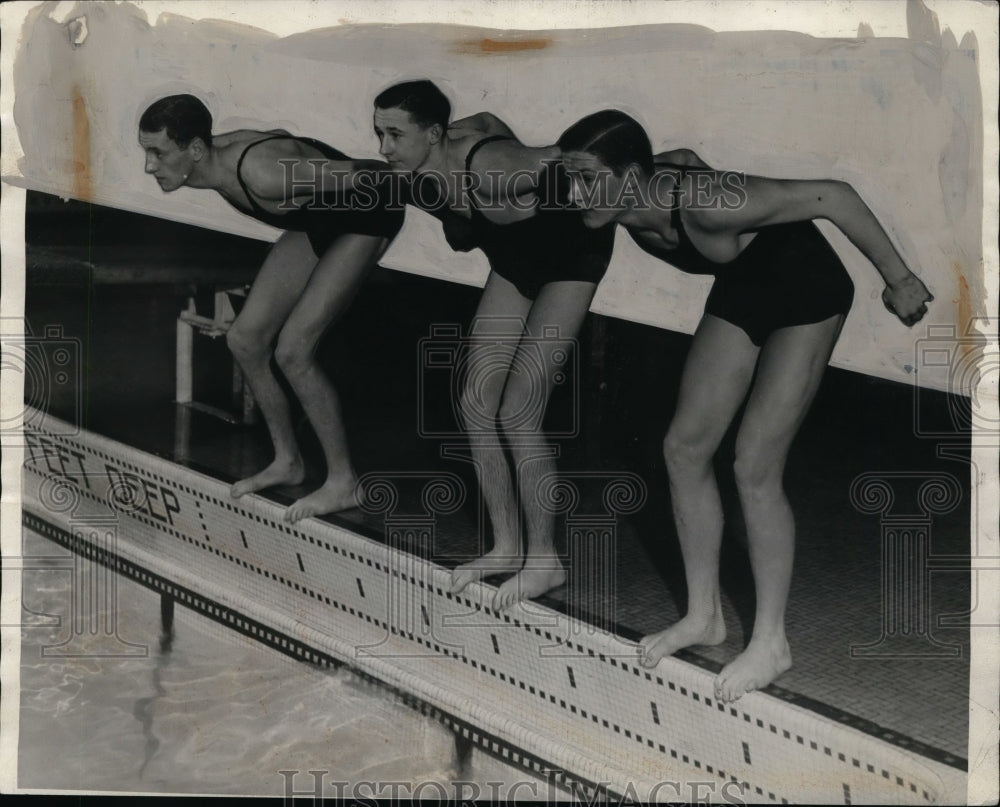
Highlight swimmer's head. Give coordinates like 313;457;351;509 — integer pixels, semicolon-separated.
373;80;451;172
558;110;654;228
138;94;213;191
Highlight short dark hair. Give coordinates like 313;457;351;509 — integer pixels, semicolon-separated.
558;109;654;176
374;80;451;130
139;94;213;148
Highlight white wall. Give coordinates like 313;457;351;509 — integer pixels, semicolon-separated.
5;1;989;392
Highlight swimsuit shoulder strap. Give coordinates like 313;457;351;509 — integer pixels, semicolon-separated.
653;162;689;234
235;135;289;211
463;135;514;213
464;134;513;173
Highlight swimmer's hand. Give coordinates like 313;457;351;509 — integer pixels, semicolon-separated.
882;274;932;326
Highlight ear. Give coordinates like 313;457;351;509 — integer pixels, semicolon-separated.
188;137;207;160
625;161;645;180
618;161;647;189
426;124;443;145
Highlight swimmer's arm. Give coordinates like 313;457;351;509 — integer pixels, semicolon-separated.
654;148;712;169
694;177;932;324
451;112;517;139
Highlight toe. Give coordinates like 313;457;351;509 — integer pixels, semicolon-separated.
643;639;666;667
496;586;515;610
726;679;747;703
449;572;467;595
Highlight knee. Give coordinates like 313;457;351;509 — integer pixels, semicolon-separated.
273;333;312;378
226;324;268;365
496;385;540;436
662;428;714;476
733;443;782;501
458;383;501;432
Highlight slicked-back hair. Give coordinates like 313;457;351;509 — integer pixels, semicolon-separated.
374;80;451;130
139;94;213;148
558;109;654;177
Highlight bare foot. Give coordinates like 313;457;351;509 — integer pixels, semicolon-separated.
449;549;523;595
285;476;361;523
714;634;792;702
638;609;726;668
231;457;305;499
492;556;567;610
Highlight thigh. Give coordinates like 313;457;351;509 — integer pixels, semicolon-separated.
460;272;535;411
736;314;845;461
469;271;534;336
234;230;319;341
501;280;597;409
278;233;386;348
668;314;761;450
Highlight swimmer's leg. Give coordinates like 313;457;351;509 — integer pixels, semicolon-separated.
450;273;533;594
639;315;757;666
279;233;387;523
228;231;320;498
493;280;596;610
715;314;843;702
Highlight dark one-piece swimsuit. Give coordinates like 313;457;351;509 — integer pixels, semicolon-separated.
229;135;404;256
409;134;616;300
631;162;854;346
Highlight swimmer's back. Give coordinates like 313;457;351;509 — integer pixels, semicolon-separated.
220;132;404;251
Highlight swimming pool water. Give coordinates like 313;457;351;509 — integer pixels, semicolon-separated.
16;528;560;799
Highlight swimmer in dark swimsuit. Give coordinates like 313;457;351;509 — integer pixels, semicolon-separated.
558;110;932;701
139;94;403;522
371;81;615;608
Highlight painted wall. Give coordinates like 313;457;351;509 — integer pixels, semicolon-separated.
7;2;986;391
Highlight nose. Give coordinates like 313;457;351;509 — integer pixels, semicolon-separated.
144;155;157;174
378;137;393;157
